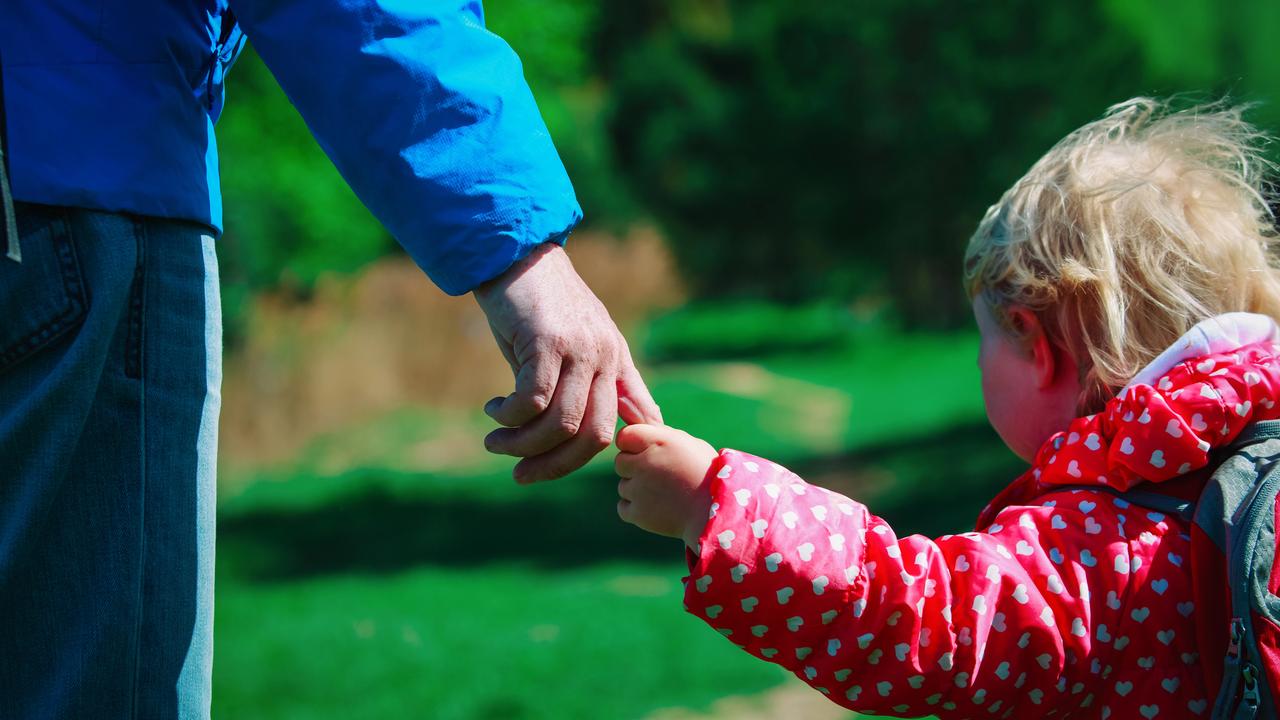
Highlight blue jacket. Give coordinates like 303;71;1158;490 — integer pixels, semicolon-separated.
2;1;582;295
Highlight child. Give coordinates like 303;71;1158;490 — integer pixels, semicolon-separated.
614;98;1280;718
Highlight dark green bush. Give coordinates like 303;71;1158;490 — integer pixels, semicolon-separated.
604;0;1146;327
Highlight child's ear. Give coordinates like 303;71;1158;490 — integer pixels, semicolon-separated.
1005;307;1058;391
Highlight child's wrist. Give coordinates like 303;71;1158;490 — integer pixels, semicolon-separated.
681;451;720;549
682;491;712;549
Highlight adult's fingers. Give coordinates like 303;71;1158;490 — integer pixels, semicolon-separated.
486;360;592;458
616;345;663;426
511;370;617;483
485;349;563;428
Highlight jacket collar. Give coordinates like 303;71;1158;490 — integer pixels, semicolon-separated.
978;313;1280;527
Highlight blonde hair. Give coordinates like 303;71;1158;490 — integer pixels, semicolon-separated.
966;97;1280;413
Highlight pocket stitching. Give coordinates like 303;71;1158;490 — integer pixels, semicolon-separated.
0;215;87;370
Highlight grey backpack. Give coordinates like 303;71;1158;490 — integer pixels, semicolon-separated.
1103;420;1280;719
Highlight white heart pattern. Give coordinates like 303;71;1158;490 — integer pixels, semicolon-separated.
812;576;829;595
1012;584;1030;604
765;552;783;572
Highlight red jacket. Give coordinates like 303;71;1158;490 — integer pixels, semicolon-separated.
684;333;1280;718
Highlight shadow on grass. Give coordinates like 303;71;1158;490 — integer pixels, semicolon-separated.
218;422;1025;583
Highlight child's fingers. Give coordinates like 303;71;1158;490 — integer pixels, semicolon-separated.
615;423;665;453
616;498;634;524
617;476;633;501
614;451;641;478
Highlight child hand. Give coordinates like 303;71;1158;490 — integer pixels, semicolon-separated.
614;424;719;548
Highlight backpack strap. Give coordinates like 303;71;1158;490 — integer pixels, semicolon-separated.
1084;421;1280;516
1192;420;1280;556
1042;421;1280;566
1060;421;1280;719
1049;483;1197;522
1230;419;1280;449
1108;487;1196;523
1211;423;1280;719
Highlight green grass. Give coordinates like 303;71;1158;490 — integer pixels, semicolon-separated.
215;563;788;720
214;324;1013;719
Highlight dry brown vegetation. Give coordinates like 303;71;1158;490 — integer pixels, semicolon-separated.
219;227;685;470
645;679;853;720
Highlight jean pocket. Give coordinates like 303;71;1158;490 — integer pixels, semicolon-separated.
0;206;87;374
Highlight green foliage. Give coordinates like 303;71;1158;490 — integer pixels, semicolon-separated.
485;0;642;226
604;0;1148;326
216;0;1280;332
215;46;395;345
1103;0;1280;130
218;47;394;290
641;300;861;362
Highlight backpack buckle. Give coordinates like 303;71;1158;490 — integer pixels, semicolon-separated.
1229;617;1245;659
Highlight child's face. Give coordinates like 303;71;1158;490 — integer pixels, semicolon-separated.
973;298;1082;462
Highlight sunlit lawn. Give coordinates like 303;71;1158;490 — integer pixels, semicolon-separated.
213;326;1018;719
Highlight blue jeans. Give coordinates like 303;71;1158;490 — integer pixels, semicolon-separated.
0;204;220;719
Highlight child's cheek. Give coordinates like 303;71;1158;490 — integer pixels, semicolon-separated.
980;340;1040;462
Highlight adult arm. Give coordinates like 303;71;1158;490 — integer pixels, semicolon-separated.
228;0;661;479
227;0;578;295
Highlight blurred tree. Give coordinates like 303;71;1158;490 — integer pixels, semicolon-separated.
217;46;395;343
215;0;1280;335
485;0;642;225
605;0;1148;327
1104;0;1280;131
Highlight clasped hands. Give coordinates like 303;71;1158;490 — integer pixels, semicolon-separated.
472;243;715;546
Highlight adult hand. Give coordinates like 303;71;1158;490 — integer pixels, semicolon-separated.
473;243;663;483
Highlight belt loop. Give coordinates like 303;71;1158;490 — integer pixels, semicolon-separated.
0;48;18;264
1;153;17;264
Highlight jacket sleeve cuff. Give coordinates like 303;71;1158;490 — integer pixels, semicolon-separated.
682;450;785;647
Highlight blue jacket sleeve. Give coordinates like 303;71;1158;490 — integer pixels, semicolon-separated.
226;0;582;295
